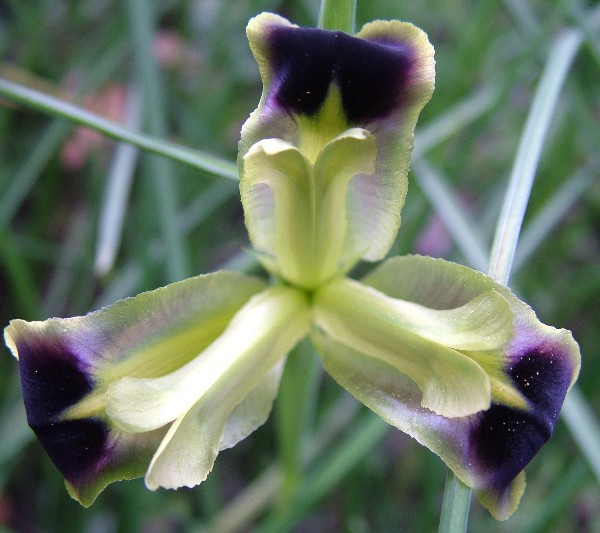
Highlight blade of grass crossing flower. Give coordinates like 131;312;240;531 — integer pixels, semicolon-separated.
317;0;356;33
0;78;239;180
487;29;583;286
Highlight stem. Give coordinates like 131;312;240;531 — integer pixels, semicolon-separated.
438;471;472;533
318;0;357;33
275;340;321;509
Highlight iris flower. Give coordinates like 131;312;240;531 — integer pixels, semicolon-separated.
4;12;580;520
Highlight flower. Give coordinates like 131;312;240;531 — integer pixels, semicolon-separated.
4;12;580;520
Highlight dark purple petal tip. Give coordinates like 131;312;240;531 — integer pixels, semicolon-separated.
471;340;575;494
15;334;110;484
266;26;414;124
35;418;110;483
16;335;93;423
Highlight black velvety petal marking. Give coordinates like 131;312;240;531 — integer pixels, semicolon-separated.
16;335;110;484
267;26;414;123
470;337;575;494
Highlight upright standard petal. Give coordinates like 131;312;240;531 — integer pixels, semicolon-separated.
239;13;435;280
3;271;267;505
317;255;580;519
106;286;311;490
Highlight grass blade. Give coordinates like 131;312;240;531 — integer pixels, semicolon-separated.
94;85;141;276
487;29;583;285
0;77;238;181
318;0;356;33
561;386;600;485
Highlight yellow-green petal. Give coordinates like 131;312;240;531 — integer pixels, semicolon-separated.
313;277;507;417
3;270;267;504
111;286;312;490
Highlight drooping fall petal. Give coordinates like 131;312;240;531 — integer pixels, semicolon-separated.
315;255;580;519
3;271;267;505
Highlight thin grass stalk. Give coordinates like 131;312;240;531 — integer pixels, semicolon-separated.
560;387;600;485
0;42;126;230
257;413;389;533
413;86;499;159
199;396;361;533
487;29;582;286
94;84;142;276
512;167;596;272
0;78;239;180
412;159;488;272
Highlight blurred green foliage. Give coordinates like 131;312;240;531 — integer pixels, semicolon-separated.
0;0;599;531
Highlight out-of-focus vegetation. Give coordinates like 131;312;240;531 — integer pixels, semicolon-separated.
0;1;598;531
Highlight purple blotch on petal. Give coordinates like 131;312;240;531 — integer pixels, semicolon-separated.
267;26;414;123
471;342;574;493
17;336;93;423
16;336;110;483
34;419;109;483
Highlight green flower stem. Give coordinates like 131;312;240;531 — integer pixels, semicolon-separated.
258;412;389;533
268;0;358;514
0;77;239;181
318;0;356;33
438;471;472;533
275;339;321;509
